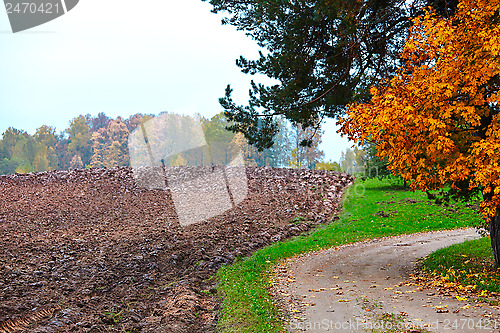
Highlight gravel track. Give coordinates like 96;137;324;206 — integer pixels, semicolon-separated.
273;229;500;333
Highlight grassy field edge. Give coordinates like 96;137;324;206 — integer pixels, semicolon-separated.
419;237;500;295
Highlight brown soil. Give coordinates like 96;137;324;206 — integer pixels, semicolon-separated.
0;166;353;333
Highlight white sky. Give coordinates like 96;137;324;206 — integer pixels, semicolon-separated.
0;0;353;162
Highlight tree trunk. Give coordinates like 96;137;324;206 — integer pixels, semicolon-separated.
490;214;500;267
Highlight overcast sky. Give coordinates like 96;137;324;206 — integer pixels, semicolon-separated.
0;0;353;162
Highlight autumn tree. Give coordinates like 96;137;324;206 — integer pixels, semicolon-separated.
90;118;130;168
86;112;111;132
90;130;107;168
229;132;255;166
339;147;366;175
124;113;154;133
340;148;356;174
316;160;341;172
69;154;84;169
202;112;236;165
33;125;59;171
0;128;36;174
128;112;213;168
67;115;92;167
54;132;72;170
0;113;159;174
106;119;130;167
339;0;500;264
0;125;59;174
0;126;60;174
170;153;188;166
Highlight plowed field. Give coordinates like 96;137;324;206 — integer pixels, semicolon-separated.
0;167;352;332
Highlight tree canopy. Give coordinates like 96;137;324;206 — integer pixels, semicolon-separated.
338;0;500;261
204;0;454;150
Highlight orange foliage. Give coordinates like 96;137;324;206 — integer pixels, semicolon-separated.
339;0;500;218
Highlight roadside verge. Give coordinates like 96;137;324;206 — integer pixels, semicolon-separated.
216;177;482;332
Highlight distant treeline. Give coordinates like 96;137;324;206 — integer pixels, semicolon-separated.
0;112;324;175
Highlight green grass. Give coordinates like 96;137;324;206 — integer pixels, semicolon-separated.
216;177;483;333
421;237;500;293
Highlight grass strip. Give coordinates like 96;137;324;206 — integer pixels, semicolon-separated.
216;177;483;333
421;237;500;294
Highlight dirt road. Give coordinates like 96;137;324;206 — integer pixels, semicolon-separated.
273;229;500;332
